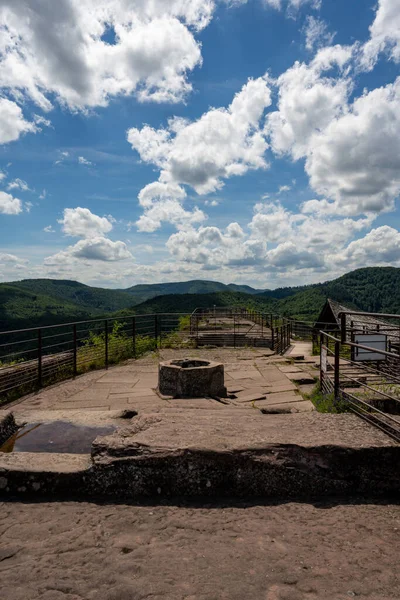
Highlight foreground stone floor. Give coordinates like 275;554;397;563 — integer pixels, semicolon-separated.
2;344;399;599
1;499;399;600
7;346;317;414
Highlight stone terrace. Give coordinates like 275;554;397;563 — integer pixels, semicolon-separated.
6;344;317;415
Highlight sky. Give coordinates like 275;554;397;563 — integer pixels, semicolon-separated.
0;0;400;290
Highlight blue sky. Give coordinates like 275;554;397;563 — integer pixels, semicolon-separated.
0;0;400;289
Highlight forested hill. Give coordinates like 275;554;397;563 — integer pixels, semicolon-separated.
125;267;400;321
122;279;262;304
0;279;135;332
116;291;272;316
0;267;399;331
319;267;400;314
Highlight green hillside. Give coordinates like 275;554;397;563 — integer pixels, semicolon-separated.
126;267;400;322
116;291;273;316
1;267;399;332
320;267;400;314
12;279;134;313
0;284;93;332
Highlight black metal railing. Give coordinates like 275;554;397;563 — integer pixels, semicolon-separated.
0;313;193;403
0;306;345;404
319;329;400;442
189;307;277;349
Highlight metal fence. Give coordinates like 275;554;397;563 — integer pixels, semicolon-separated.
319;326;400;442
0;313;192;402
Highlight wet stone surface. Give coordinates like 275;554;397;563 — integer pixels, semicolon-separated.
0;420;116;454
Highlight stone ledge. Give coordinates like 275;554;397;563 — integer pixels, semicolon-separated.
0;412;398;501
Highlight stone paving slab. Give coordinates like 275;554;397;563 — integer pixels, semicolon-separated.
256;399;314;413
254;391;302;405
278;365;303;373
233;393;266;403
227;369;263;380
258;369;292;383
263;382;298;393
287;372;317;384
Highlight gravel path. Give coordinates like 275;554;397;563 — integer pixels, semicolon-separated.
1;500;399;600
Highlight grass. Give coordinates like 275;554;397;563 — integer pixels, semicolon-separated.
307;383;350;413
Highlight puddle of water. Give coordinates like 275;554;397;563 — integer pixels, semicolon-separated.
0;421;116;454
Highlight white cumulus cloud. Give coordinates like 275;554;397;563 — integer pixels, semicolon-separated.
0;0;211;112
0;98;36;144
305;77;400;215
0;191;22;214
46;237;132;263
361;0;400;70
58;207;113;238
128;76;272;230
337;226;400;268
265;45;352;161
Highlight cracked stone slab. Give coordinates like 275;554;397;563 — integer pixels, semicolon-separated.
233;393;266;403
286;373;318;384
263;382;298;393
256;399;314;413
278;366;303;373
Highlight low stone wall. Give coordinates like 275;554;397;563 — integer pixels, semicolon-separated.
0;413;399;501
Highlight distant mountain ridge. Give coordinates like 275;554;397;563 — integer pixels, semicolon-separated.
121;279;263;303
1;267;399;331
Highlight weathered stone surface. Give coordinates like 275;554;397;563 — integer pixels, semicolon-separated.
256;400;314;413
233;392;266;403
158;359;227;398
287;372;317;384
2;501;399;600
278;365;303;373
263;383;298;393
0;412;399;500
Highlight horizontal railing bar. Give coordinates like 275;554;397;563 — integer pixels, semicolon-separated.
0;313;193;336
342;391;400;425
339;374;400;402
339;310;400;320
0;376;40;394
0;337;38;349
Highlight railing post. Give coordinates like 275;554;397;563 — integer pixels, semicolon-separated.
73;324;77;377
159;314;162;349
334;339;340;400
234;313;236;348
320;332;324;387
272;326;275;350
132;316;136;358
154;314;158;349
105;320;109;369
37;328;42;388
340;312;346;344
